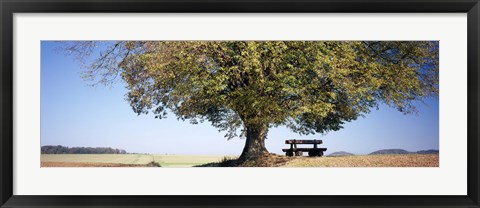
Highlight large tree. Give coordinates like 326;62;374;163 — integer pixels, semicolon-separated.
63;41;439;161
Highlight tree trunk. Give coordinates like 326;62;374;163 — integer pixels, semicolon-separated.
238;124;269;162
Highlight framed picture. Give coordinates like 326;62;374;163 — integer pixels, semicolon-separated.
1;0;479;207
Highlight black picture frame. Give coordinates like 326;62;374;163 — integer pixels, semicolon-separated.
1;0;479;207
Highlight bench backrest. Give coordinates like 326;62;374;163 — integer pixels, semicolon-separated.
285;140;322;144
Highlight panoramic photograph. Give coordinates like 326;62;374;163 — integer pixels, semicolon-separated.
41;41;439;167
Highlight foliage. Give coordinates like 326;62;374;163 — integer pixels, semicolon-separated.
62;41;439;158
41;145;127;154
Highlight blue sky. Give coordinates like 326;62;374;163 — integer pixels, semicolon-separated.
41;41;439;155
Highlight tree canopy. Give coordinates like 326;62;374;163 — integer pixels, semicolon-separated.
63;41;438;160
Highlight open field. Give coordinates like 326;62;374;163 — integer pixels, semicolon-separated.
41;154;226;167
152;155;229;167
41;154;154;165
41;154;438;167
284;154;439;167
41;162;152;167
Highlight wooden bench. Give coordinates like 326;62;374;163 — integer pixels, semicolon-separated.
282;139;327;157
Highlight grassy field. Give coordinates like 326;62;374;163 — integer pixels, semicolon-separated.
41;154;438;167
41;154;226;167
152;155;228;167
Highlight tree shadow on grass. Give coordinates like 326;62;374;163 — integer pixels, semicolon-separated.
194;153;293;167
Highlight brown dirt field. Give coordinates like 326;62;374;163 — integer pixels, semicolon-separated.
41;154;439;167
199;154;439;167
284;154;439;167
41;162;158;167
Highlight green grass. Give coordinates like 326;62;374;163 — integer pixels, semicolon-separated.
154;155;224;167
153;155;229;167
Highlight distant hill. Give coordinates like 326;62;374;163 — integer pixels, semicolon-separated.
369;149;439;155
327;151;355;157
416;149;439;154
369;149;409;155
41;145;127;154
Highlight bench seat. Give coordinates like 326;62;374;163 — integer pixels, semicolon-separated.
282;148;327;152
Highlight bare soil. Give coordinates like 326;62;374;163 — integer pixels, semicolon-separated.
41;154;439;167
41;162;160;167
284;154;439;167
199;154;439;167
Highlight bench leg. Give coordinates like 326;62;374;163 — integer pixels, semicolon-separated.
295;151;303;156
286;150;294;157
308;150;324;157
317;151;324;157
